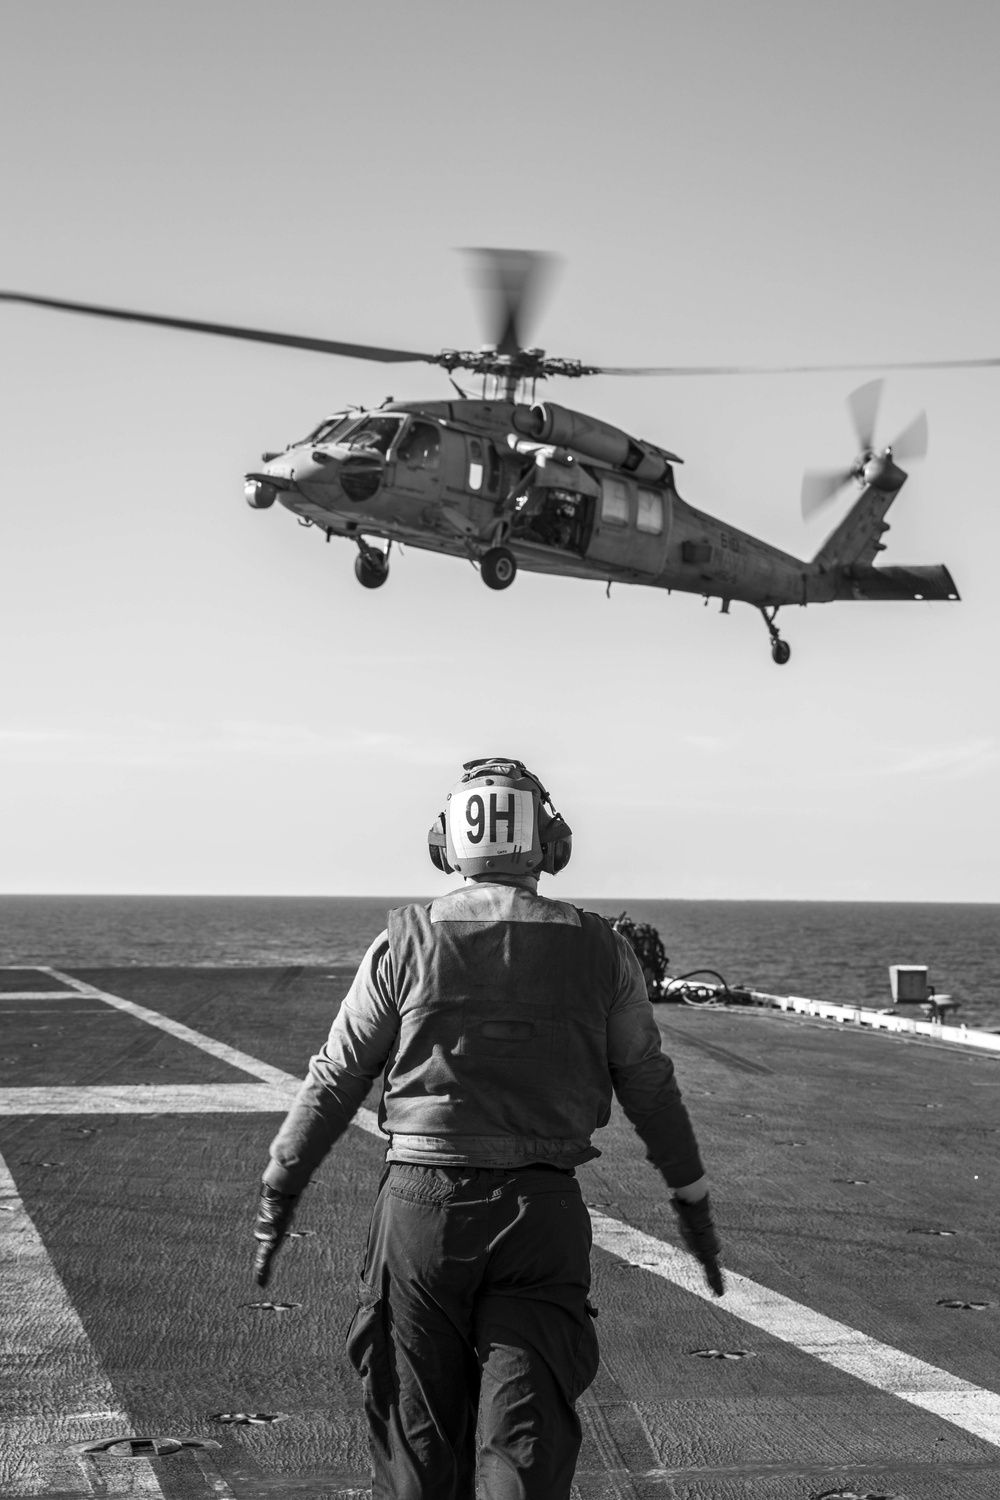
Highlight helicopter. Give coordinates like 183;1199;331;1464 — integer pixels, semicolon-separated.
2;250;969;664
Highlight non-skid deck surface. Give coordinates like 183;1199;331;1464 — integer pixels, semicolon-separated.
2;964;999;1498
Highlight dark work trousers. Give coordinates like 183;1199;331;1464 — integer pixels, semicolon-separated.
346;1162;600;1500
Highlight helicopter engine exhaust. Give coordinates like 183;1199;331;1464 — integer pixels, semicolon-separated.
513;402;674;482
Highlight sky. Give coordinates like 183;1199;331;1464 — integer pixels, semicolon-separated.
1;0;998;900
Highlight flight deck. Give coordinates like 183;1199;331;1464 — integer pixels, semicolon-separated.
2;964;999;1499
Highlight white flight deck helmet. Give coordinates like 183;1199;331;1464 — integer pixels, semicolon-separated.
428;757;573;879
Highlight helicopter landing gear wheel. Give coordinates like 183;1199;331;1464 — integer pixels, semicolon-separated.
759;606;791;665
354;539;389;589
480;546;517;590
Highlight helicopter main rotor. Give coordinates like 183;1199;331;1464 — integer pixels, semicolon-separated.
3;247;999;393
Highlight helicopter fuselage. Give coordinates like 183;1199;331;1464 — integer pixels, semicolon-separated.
250;398;814;609
0;269;964;662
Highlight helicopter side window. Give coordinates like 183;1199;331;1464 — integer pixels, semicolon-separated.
396;420;441;468
342;415;404;455
636;488;664;535
468;437;484;492
600;476;631;527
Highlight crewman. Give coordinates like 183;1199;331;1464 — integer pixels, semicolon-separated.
253;757;722;1500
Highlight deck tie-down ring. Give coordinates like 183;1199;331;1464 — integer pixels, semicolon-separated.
74;1437;220;1457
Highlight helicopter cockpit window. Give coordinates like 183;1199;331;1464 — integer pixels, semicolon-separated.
341;415;404;455
636;488;664;535
600;476;630;527
302;414;352;445
396;420;441;468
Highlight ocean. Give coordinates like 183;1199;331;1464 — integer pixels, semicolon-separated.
1;894;998;1031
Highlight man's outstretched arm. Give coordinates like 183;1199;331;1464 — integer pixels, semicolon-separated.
606;935;724;1296
253;931;399;1284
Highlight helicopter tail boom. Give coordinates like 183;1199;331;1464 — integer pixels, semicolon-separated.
803;470;958;604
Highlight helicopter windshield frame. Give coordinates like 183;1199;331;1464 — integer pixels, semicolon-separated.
335;414;406;455
300;413;353;446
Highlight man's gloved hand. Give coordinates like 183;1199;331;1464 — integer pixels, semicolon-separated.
253;1183;299;1288
670;1192;724;1296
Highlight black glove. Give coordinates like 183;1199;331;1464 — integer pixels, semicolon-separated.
670;1191;724;1297
253;1183;299;1288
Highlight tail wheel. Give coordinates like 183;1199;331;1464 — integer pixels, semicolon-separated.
481;546;517;590
355;554;388;589
759;606;790;665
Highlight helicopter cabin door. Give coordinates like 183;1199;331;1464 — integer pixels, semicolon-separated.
443;433;498;503
585;475;671;575
391;420;491;501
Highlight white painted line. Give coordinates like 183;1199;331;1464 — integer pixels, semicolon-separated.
0;1149;165;1497
348;1105;1000;1448
0;1083;299;1114
10;970;1000;1458
586;1213;1000;1449
42;967;296;1088
0;992;82;1000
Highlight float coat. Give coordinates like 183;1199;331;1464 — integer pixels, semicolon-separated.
265;883;705;1188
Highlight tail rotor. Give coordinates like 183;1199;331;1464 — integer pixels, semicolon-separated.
801;380;927;518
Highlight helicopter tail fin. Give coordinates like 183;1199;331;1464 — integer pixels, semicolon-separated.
810;482;897;570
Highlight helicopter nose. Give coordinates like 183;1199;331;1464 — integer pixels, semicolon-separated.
302;447;384;501
285;446;329;483
274;443;385;504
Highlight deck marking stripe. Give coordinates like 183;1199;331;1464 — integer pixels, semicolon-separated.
0;1149;165;1497
584;1211;1000;1449
346;1104;1000;1450
0;991;84;999
8;971;1000;1460
42;966;295;1088
0;1083;299;1114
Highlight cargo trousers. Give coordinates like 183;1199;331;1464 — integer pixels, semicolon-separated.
346;1162;600;1500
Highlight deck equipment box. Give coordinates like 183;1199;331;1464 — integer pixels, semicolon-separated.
889;965;929;1003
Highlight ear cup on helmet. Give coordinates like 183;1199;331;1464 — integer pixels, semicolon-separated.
538;811;573;876
428;813;453;873
547;835;572;875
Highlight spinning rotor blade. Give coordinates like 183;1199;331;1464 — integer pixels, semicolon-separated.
0;291;437;364
463;248;556;357
847;379;883;453
801;468;854;519
584;356;1000;377
7;281;997;385
888;409;928;464
800;380;928;521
